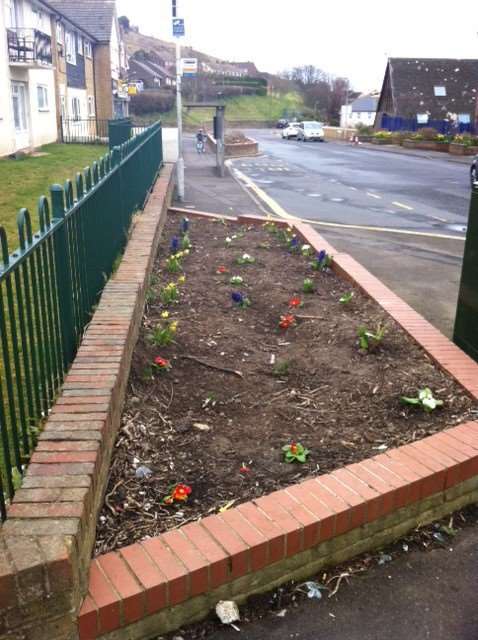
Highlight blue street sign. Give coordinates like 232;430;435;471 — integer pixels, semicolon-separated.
172;18;185;37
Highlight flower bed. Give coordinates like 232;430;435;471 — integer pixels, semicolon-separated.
95;216;475;555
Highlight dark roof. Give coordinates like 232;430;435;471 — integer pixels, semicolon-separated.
378;57;478;119
46;0;116;42
351;95;378;112
129;57;174;81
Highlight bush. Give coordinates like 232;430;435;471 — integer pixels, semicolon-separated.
417;127;439;141
356;124;374;136
453;134;478;147
130;92;175;116
373;130;392;139
391;131;414;145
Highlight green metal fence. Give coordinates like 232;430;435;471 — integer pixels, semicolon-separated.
0;121;163;520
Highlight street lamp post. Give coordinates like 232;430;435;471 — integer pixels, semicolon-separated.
172;0;185;200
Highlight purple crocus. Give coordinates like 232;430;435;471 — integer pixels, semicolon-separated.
317;249;327;263
170;236;180;254
231;291;244;305
180;217;189;234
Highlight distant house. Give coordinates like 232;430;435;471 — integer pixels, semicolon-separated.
375;57;478;131
0;0;58;156
128;51;175;89
47;0;129;120
340;94;378;128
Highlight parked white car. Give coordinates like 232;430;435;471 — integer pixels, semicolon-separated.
296;121;325;142
281;122;302;139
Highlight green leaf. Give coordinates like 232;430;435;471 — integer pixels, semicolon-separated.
401;396;420;405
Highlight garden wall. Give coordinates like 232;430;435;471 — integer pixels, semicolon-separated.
206;133;259;157
76;211;478;640
0;166;175;640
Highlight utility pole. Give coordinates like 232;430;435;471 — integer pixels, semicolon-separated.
172;0;185;200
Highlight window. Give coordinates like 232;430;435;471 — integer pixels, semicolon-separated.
77;35;83;55
458;113;471;124
65;31;76;65
434;86;446;97
71;96;81;120
84;40;92;58
60;95;66;118
56;21;64;44
417;113;429;124
37;85;49;111
87;96;95;116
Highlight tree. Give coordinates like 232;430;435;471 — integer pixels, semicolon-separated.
278;65;351;124
118;15;130;32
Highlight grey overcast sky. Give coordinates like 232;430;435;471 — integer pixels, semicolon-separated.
116;0;478;91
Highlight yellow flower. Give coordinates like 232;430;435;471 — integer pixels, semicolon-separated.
166;283;176;290
161;311;169;319
178;275;186;284
170;321;178;333
183;249;190;256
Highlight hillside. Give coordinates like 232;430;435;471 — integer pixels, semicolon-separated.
124;29;258;74
134;92;305;128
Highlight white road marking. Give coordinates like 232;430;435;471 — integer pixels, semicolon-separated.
307;193;322;197
392;201;414;211
349;186;358;191
330;197;344;202
367;192;382;199
430;215;448;223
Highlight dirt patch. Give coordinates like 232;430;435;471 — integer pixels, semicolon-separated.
95;217;476;555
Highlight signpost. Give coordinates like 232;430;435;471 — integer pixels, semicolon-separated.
182;57;198;77
172;2;185;200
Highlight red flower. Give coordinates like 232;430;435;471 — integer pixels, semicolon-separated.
154;356;170;368
239;464;251;474
217;266;228;274
289;297;301;308
171;483;192;502
279;314;296;330
290;442;298;455
163;483;192;505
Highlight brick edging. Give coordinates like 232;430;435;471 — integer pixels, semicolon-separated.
77;212;478;640
0;166;175;640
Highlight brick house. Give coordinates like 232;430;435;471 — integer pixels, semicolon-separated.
47;0;129;123
375;57;478;130
0;0;58;155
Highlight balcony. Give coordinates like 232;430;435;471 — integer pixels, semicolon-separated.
7;27;52;66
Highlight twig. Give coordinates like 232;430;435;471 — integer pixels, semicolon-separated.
180;355;243;378
295;314;324;320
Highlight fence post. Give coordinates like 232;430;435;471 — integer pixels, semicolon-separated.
50;184;76;368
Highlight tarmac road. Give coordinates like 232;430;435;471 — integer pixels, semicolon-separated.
228;131;473;336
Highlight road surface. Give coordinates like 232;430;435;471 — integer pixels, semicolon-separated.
229;131;472;336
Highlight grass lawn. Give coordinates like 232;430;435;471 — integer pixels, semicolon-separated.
0;143;107;250
135;92;305;128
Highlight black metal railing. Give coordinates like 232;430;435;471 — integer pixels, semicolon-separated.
61;117;149;145
7;27;52;65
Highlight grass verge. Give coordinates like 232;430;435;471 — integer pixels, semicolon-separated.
0;143;107;249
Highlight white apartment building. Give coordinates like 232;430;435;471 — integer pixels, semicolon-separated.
0;0;57;155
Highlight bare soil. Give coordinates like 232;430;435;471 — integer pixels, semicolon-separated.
95;216;476;555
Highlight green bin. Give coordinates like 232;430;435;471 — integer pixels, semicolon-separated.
108;117;132;150
454;184;478;361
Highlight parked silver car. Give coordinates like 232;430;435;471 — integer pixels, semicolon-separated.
296;121;325;142
471;155;477;189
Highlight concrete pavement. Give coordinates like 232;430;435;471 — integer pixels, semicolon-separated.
208;524;478;640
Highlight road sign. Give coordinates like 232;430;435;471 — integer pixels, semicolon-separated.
172;18;185;37
182;58;198;77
